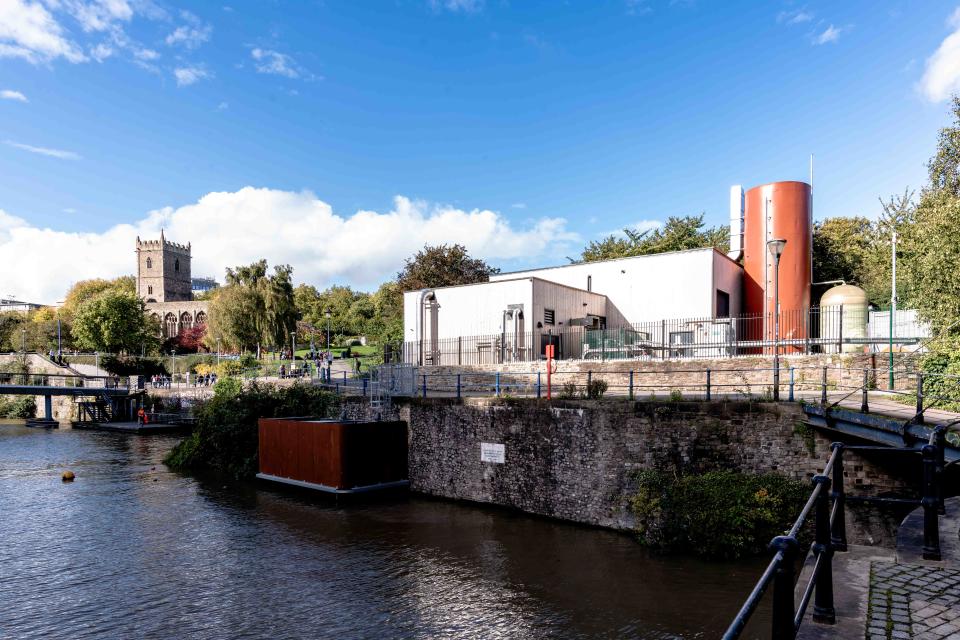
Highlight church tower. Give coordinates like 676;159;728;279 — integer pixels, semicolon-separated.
136;230;193;303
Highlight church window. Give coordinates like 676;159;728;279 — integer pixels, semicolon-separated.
146;257;152;269
175;259;180;272
148;286;153;295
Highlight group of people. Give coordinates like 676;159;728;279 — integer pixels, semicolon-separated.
194;372;218;387
47;350;66;366
149;375;172;388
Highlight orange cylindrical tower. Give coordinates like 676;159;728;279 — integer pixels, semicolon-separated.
742;181;811;350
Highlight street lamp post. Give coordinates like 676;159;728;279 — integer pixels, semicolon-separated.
21;328;26;354
291;331;297;368
216;339;221;367
767;238;787;402
324;308;332;382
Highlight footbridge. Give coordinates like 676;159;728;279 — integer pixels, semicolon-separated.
0;371;141;425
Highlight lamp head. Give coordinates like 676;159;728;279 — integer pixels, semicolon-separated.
324;308;332;319
766;238;787;260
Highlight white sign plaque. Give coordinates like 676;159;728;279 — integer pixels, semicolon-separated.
480;442;505;464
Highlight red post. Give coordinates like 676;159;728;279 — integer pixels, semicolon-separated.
546;344;554;400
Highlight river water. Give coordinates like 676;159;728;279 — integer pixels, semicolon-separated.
0;422;771;639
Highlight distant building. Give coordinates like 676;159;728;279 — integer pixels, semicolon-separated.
136;231;209;339
191;277;219;297
0;297;43;313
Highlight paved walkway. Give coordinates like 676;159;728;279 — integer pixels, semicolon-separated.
800;498;960;640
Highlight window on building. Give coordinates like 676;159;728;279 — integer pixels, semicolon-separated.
716;290;730;318
175;259;180;272
147;285;153;295
587;275;592;292
146;257;152;269
544;309;555;325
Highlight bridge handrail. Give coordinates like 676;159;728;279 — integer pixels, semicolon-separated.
722;439;945;640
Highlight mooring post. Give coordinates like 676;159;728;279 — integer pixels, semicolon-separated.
363;378;368;396
916;373;925;424
536;371;541;399
821;366;828;406
422;374;427;398
495;372;501;397
705;368;711;401
830;443;848;551
456;374;462;399
628;370;634;400
921;444;941;561
812;475;836;624
861;368;869;413
788;367;795;402
770;535;800;640
587;371;592;394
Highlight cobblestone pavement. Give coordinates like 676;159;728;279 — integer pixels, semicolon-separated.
868;562;960;639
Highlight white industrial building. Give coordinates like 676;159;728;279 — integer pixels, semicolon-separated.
402;247;743;364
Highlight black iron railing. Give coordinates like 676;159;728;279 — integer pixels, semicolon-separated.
722;431;947;640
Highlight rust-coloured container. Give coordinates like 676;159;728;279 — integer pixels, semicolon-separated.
742;181;812;350
257;418;408;493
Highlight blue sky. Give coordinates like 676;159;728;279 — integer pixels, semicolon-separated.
1;0;959;302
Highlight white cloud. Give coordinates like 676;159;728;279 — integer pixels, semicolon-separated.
0;0;87;64
813;24;842;45
777;8;813;24
165;24;211;49
173;66;211;87
90;42;113;61
250;48;301;79
4;140;81;160
0;187;579;304
919;8;960;103
511;202;527;209
61;0;134;33
134;47;159;60
430;0;483;12
1;89;28;102
216;101;229;110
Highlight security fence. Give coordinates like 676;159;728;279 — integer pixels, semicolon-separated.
389;307;931;366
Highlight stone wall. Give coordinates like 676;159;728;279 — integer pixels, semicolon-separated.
414;352;919;396
402;397;914;543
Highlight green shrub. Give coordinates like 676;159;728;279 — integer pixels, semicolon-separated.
163;381;340;478
630;470;809;559
557;382;580;399
0;395;36;419
586;378;608;399
669;389;684;402
920;340;960;412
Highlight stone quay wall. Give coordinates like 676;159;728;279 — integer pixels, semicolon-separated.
414;353;919;397
401;398;914;543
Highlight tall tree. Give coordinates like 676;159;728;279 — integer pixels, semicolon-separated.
396;244;499;291
205;260;297;353
71;290;159;354
928;96;960;197
579;215;729;263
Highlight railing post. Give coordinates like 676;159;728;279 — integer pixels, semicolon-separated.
706;368;711;401
457;373;462;399
770;535;800;640
536;371;541;399
422;374;427;398
861;368;869;413
934;427;946;515
788;367;795;402
495;371;501;397
363;378;368;396
628;370;634;400
821;366;828;406
812;475;836;625
921;444;941;561
916;373;924;424
661;319;666;360
830;443;848;552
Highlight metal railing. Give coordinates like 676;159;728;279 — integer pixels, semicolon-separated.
0;371;132;391
392;307;930;366
722;431;947;640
